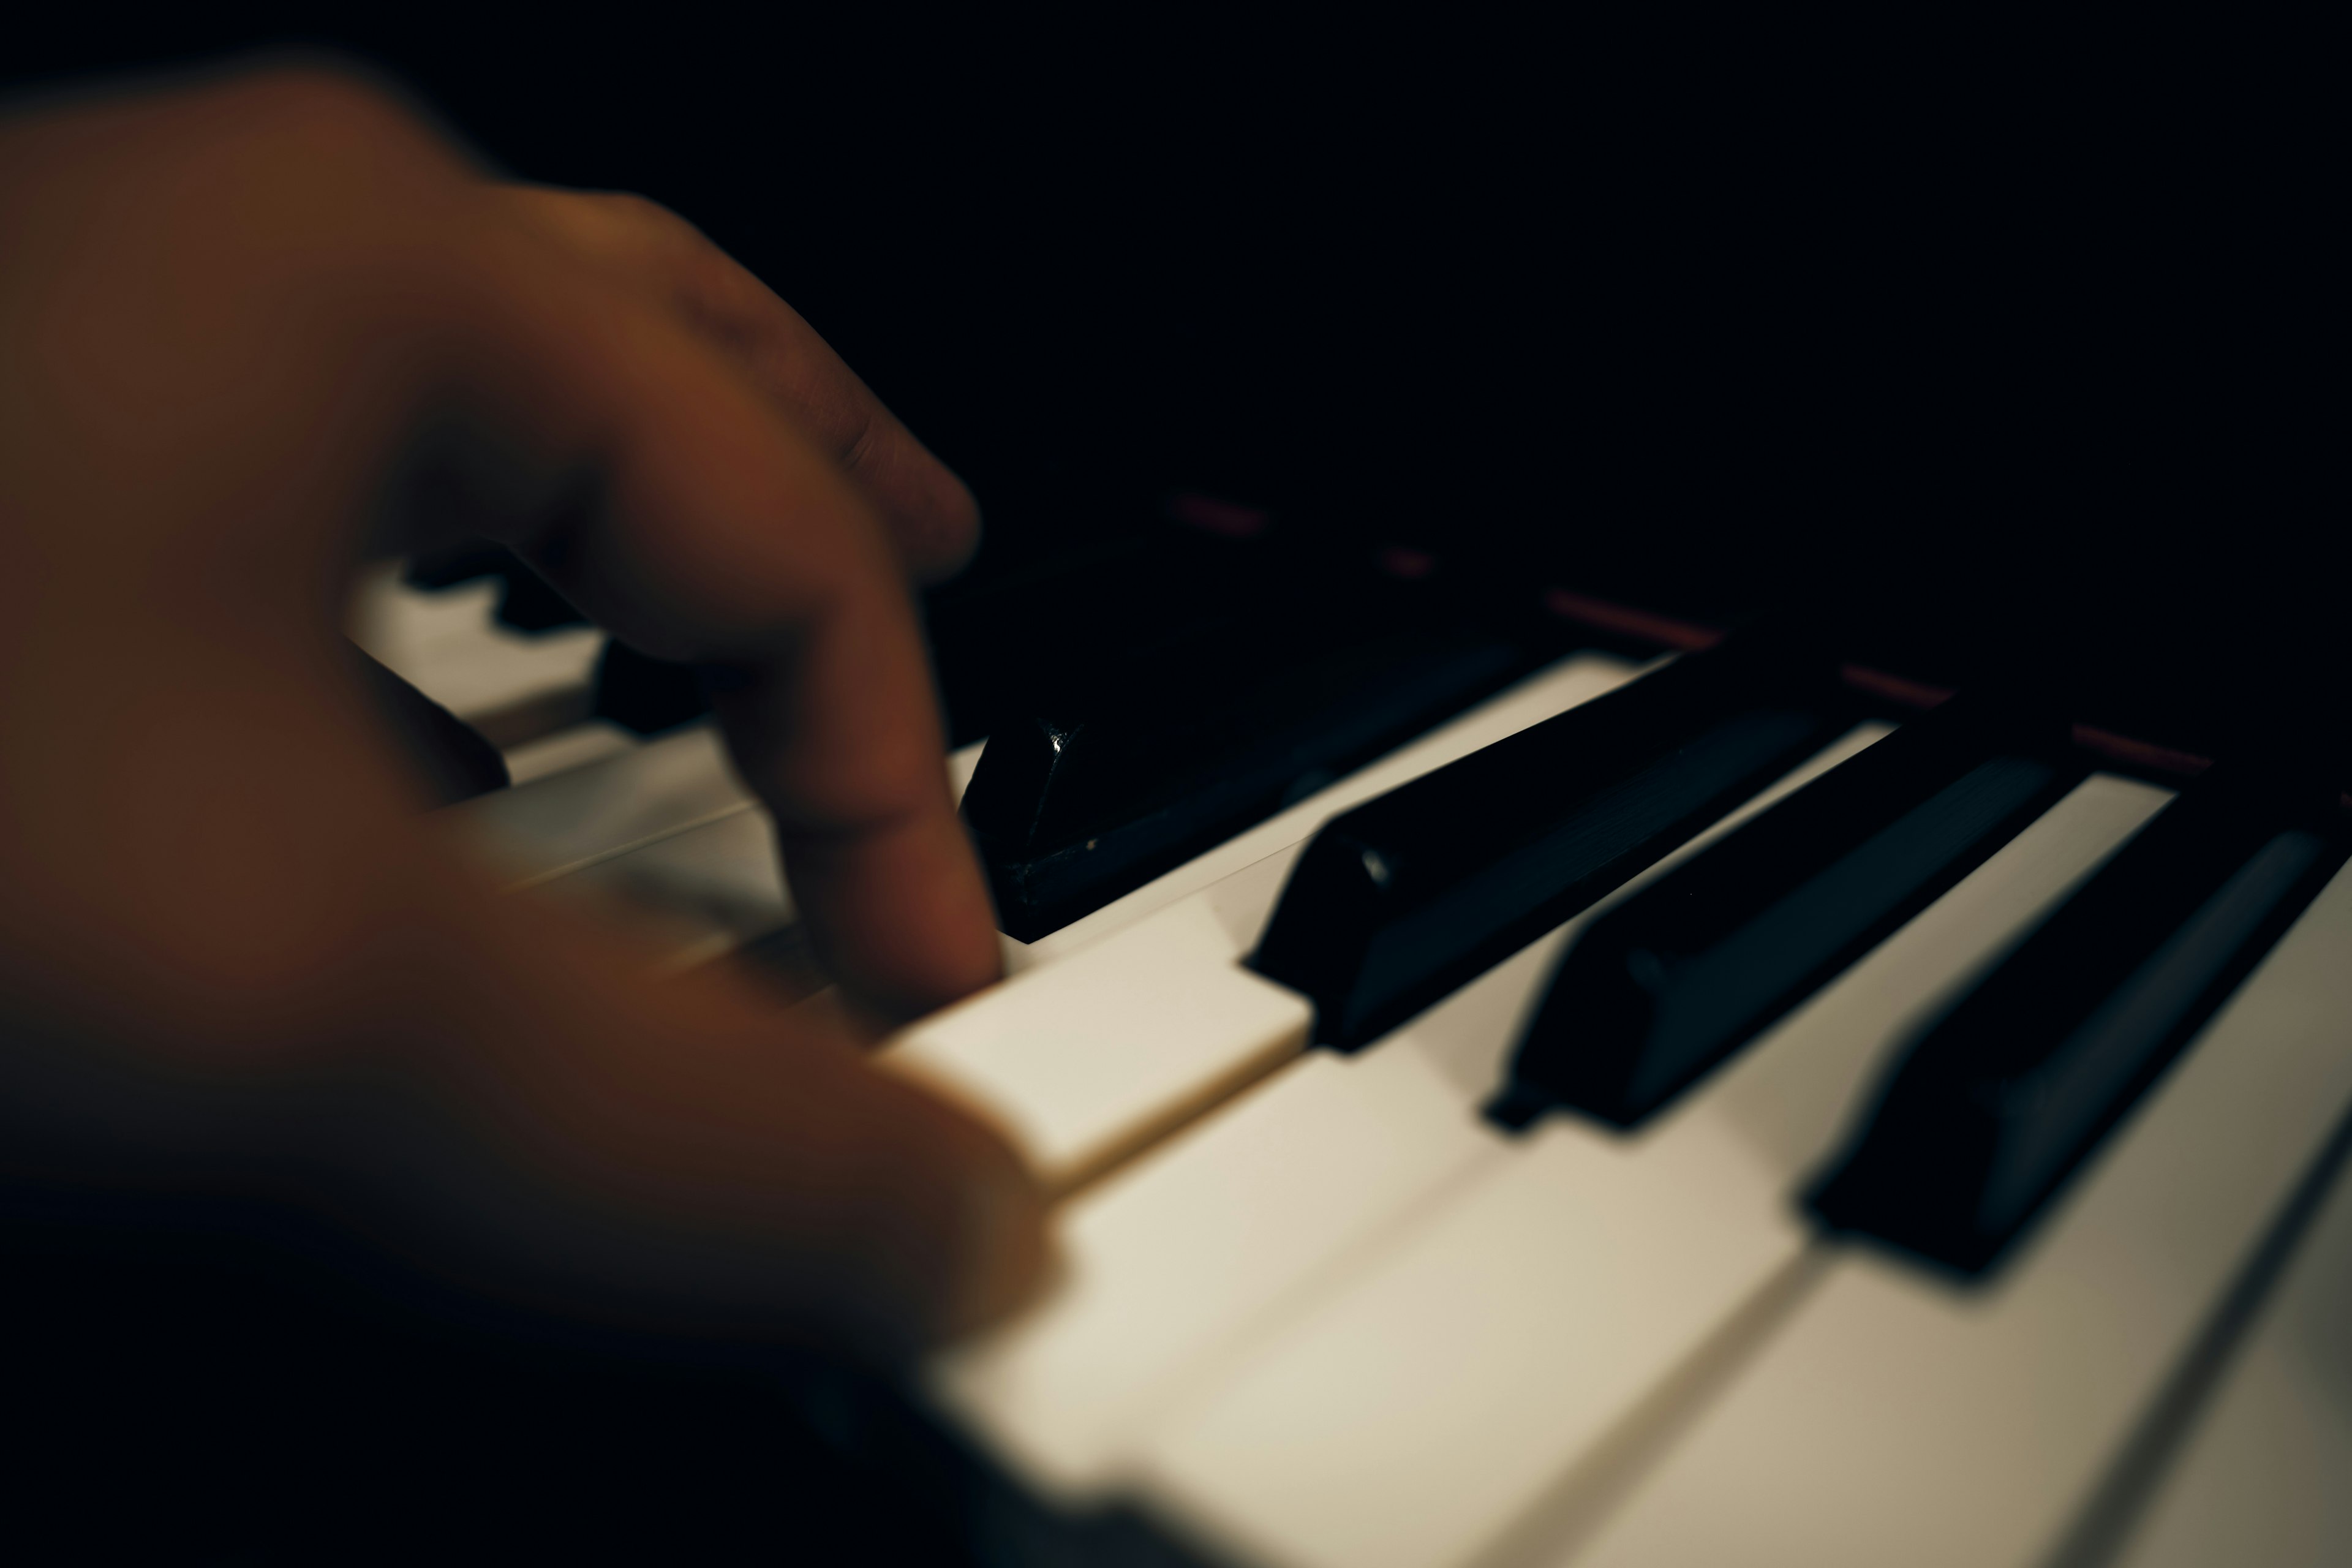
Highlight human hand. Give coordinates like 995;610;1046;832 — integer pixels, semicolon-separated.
0;61;1042;1354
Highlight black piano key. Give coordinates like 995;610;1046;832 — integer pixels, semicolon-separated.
1808;756;2352;1277
592;639;710;736
403;542;589;633
922;532;1168;750
348;644;510;804
924;497;1286;748
1493;695;2082;1130
962;552;1555;941
1251;627;1859;1049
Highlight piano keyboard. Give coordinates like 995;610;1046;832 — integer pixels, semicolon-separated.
396;555;2352;1568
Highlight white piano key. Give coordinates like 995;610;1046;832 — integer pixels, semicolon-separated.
922;722;1902;1506
1003;652;1645;971
453;726;985;892
1128;774;2174;1568
1569;856;2352;1568
929;1045;1509;1501
491;736;990;981
448;723;756;886
2108;1123;2352;1568
881;889;1314;1193
532;805;793;974
350;564;603;737
499;720;641;786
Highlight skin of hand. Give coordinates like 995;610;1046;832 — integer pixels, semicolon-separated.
0;61;1046;1357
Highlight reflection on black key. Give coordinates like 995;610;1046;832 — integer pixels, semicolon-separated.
1493;696;2081;1129
962;554;1547;941
1810;757;2351;1277
1252;628;1857;1049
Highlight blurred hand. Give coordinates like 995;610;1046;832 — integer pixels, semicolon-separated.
0;62;1042;1355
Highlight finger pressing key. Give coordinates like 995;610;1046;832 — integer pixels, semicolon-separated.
465;249;1002;1019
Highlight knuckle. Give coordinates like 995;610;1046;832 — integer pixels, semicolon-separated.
836;401;884;475
581;189;710;262
926;479;985;570
597;189;687;232
199;58;423;146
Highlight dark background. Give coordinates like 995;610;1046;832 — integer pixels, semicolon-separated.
9;13;2340;756
3;13;2339;1557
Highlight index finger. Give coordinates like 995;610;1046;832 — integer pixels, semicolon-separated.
466;246;1001;1018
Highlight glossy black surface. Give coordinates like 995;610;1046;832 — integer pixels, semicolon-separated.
1494;695;2080;1129
1251;628;1858;1049
962;543;1559;941
1810;756;2351;1278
